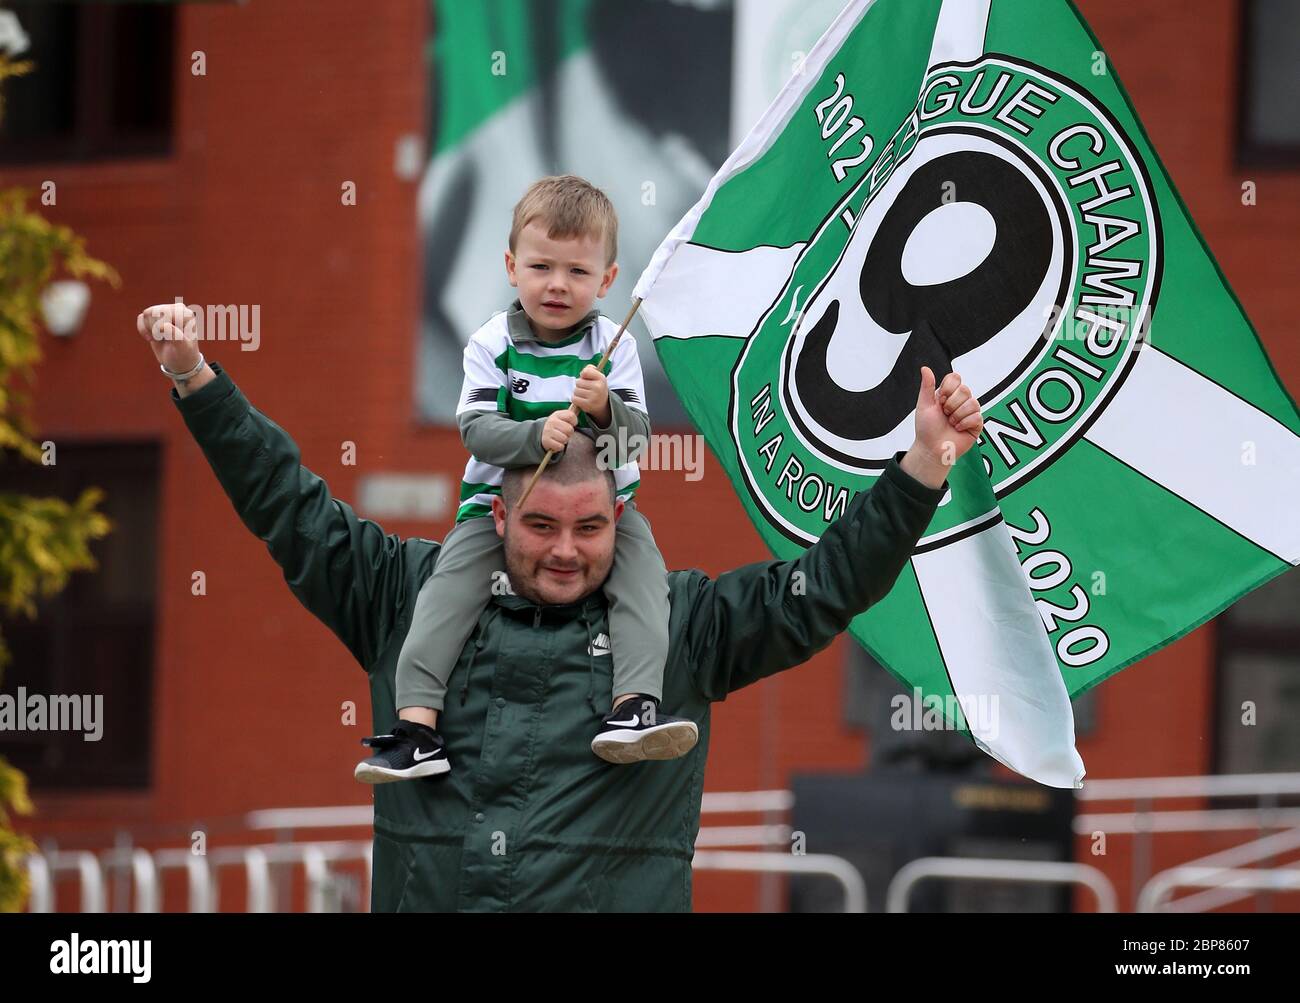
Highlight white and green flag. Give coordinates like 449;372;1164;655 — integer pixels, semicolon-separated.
636;0;1300;788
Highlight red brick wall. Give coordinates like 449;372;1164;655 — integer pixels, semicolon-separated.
11;0;1298;912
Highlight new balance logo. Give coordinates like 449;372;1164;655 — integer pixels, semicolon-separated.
511;376;531;394
588;632;612;657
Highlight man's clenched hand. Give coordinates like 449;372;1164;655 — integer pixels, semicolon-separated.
136;303;215;396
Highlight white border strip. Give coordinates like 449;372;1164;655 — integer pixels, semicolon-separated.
926;0;991;68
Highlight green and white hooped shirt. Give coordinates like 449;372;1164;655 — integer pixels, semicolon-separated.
454;301;648;523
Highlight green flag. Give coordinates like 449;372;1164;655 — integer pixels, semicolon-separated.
635;0;1300;788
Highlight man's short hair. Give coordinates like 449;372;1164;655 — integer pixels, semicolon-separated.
510;175;619;268
501;430;617;510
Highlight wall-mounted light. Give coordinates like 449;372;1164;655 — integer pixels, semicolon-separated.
0;11;31;57
40;280;92;338
394;133;423;181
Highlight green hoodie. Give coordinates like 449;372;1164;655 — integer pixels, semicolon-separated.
174;362;948;911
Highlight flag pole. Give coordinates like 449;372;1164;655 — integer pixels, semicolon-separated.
514;297;644;509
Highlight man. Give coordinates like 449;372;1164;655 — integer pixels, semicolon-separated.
138;302;985;912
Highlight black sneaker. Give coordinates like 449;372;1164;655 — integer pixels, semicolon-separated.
354;720;450;784
591;696;699;764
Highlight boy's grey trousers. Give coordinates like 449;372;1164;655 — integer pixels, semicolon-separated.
395;502;670;713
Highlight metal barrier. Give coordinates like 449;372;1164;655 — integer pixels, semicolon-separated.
1079;773;1300;800
29;795;802;912
215;847;273;913
1074;807;1300;834
24;853;52;913
245;794;805;910
207;841;372;912
25;840;371;913
245;805;372;834
99;848;161;913
39;777;1300;913
151;848;217;913
1138;865;1300;913
691;850;867;912
693;824;792;848
886;857;1117;913
700;790;794;814
1076;771;1300;912
26;851;107;914
1149;827;1300;913
244;791;797;840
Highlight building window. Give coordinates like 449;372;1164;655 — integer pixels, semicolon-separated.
0;442;160;789
0;2;174;164
1215;569;1300;774
1237;0;1300;167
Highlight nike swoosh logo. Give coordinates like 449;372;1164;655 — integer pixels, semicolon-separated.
413;748;440;762
607;715;640;728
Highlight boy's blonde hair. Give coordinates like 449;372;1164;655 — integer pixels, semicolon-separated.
510;175;619;268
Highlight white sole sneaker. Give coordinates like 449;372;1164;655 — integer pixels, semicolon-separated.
353;759;451;784
592;720;699;764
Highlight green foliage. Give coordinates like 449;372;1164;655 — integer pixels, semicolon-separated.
0;50;32;126
0;50;121;911
0;756;33;912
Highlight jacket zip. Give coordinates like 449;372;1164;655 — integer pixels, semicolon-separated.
458;635;485;706
459;606;500;706
581;611;601;715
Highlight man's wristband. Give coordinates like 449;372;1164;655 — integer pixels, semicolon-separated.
161;352;206;382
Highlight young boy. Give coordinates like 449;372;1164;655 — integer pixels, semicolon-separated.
355;175;698;783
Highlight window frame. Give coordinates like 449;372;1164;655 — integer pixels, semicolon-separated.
0;439;161;791
0;2;175;166
1235;0;1300;169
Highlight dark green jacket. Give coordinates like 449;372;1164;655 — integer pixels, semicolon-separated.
173;362;948;911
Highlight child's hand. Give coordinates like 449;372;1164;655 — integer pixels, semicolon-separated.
541;409;579;453
572;365;611;426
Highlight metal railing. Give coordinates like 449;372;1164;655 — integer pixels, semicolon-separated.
1138;865;1300;913
1078;773;1300;800
886;857;1117;913
1076;770;1300;912
1134;827;1300;913
24;791;802;913
692;850;867;912
32;776;1300;913
27;851;106;913
26;840;373;914
243;791;814;911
